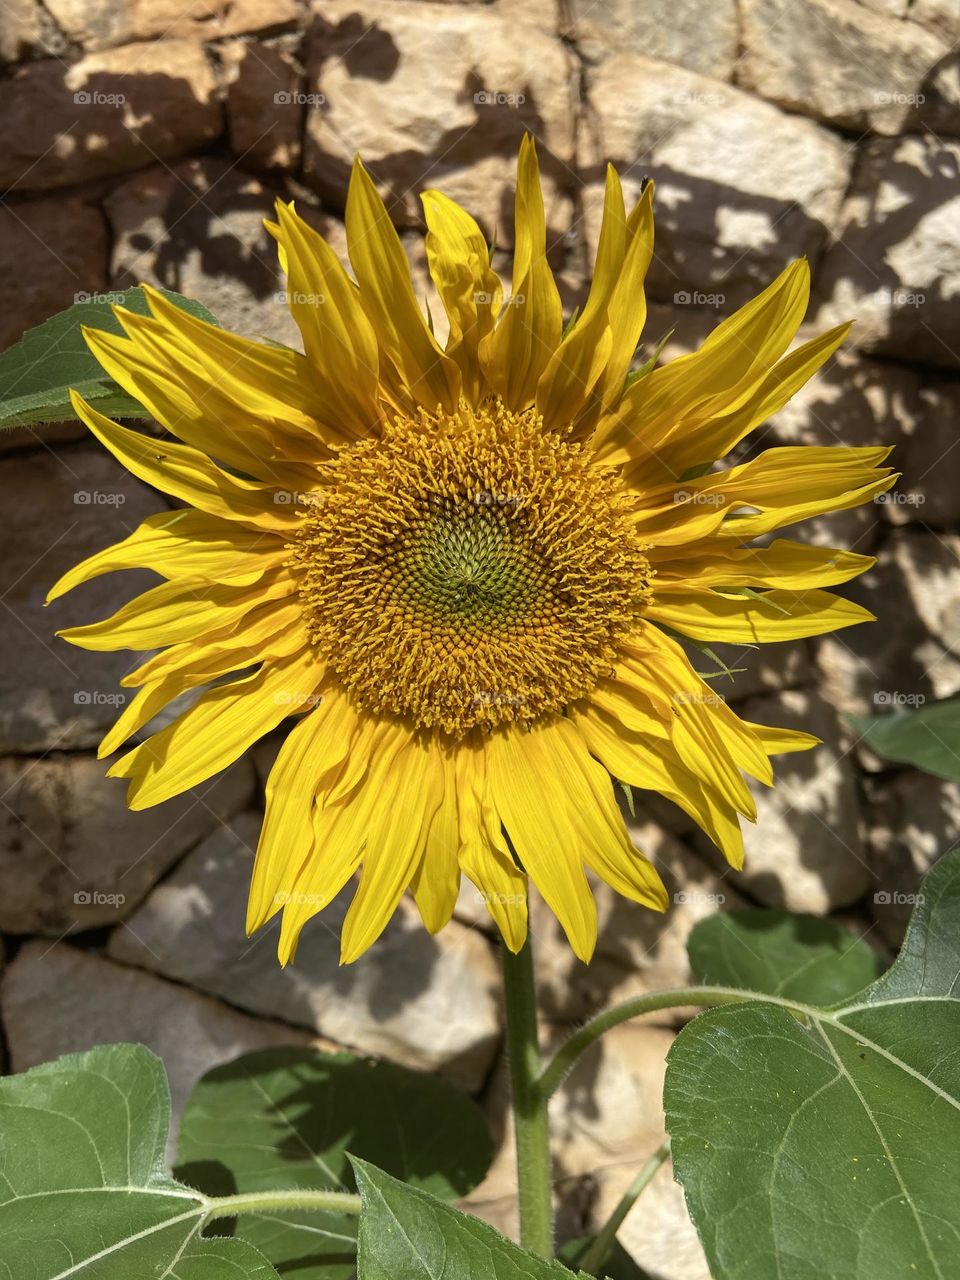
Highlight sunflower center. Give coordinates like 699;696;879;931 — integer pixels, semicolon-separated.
291;401;651;737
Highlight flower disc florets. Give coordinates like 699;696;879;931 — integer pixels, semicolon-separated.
291;401;651;737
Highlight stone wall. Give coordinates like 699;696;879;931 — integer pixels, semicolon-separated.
2;1;959;1274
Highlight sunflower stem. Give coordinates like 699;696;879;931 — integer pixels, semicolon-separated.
202;1188;362;1222
500;935;554;1258
578;1138;671;1275
537;984;826;1099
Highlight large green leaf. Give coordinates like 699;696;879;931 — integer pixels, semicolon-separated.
850;696;960;781
352;1158;586;1280
0;1043;279;1279
687;908;881;1006
176;1047;494;1279
666;849;960;1280
0;287;219;429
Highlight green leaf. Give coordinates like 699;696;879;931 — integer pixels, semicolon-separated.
666;849;960;1280
850;695;960;781
688;908;882;1006
0;1042;280;1279
0;287;219;429
352;1157;586;1280
176;1047;494;1279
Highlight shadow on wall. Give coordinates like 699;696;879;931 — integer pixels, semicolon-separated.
0;65;221;192
303;9;568;252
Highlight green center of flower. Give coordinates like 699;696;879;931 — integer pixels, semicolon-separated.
290;401;651;737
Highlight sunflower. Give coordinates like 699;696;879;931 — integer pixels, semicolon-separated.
49;138;894;965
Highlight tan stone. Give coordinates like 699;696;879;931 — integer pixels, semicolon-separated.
0;0;61;61
816;527;960;720
2;943;311;1152
765;346;918;553
0;40;221;192
598;1159;711;1280
866;771;960;945
0;196;108;354
582;55;852;310
813;136;960;369
0;755;254;935
473;825;745;1024
42;0;299;50
737;0;957;135
699;687;871;913
108;812;502;1091
105;159;300;346
221;37;304;172
0;446;167;753
882;377;960;528
303;0;577;244
464;1023;678;1244
568;0;737;78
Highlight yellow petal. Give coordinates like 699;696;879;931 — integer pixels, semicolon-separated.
69;391;301;533
575;705;746;869
421;188;502;404
645;587;875;643
58;572;294;652
748;722;821;756
456;739;528;952
340;734;445;963
598;258;810;465
346;157;461;412
246;688;358;934
108;649;323;809
540;717;667;910
651;539;875;592
272;201;381;437
122;599;306;687
480;135;563;411
47;509;284;604
276;717;408;963
592;176;656;421
85;298;329;476
486;722;598;963
646;322;852;482
410;745;461;934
